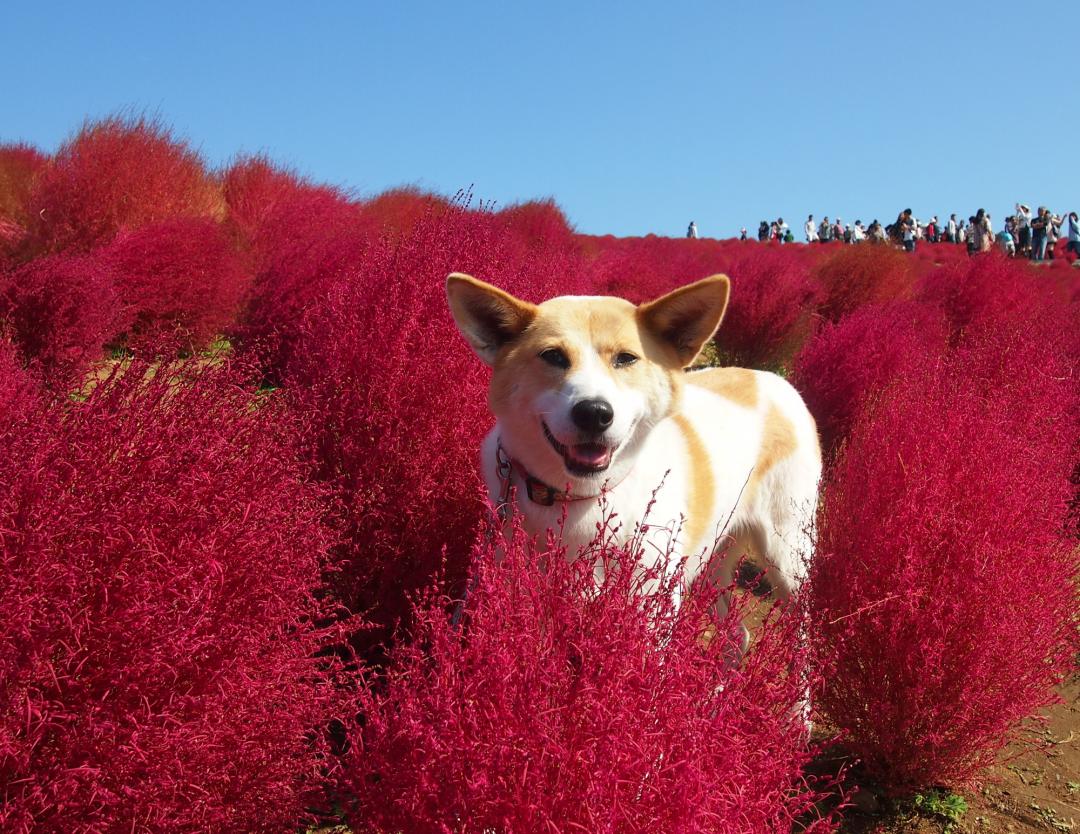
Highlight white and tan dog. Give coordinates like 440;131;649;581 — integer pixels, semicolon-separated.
446;272;821;632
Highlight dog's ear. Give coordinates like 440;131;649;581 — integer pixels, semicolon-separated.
446;273;538;365
637;275;730;367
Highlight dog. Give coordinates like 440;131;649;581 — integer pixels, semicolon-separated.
446;272;821;640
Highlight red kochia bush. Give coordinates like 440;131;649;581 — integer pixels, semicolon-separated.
0;144;46;223
285;201;588;646
0;359;346;833
0;144;48;263
714;246;820;368
223;156;377;375
361;185;453;237
807;332;1079;792
916;250;1077;353
584;237;821;369
498;198;577;251
813;243;913;321
0;253;124;390
347;524;833;834
791;301;948;456
0;339;39;427
96;218;251;353
24;115;221;256
585;235;731;302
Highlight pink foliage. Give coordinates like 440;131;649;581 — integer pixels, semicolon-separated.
791;301;948;455
813;243;913;322
0;253;124;390
346;524;834;834
916;251;1078;356
0;144;48;264
0;338;39;428
285;201;588;646
585;235;731;302
498;198;577;251
714;246;820;368
24;115;221;256
223;156;377;374
584;237;820;368
807;331;1079;792
0;359;346;833
96;218;251;353
361;186;453;237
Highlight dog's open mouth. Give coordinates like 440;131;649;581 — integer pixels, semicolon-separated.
542;421;613;475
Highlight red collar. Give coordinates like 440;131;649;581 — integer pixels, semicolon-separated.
496;440;625;507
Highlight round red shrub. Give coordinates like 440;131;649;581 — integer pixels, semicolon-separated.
346;526;834;834
807;331;1079;793
585;235;732;302
498;198;577;251
791;301;948;456
916;250;1078;358
361;185;453;237
583;238;821;369
0;338;39;428
0;144;46;223
222;156;377;375
24;115;222;255
714;246;820;369
96;217;251;353
0;144;48;264
0;358;347;833
0;253;125;390
285;201;589;648
813;243;913;322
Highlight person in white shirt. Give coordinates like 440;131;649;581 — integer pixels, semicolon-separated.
852;220;866;242
805;215;817;242
947;214;957;242
687;221;698;239
1015;204;1032;256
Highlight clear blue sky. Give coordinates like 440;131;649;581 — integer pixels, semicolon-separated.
2;2;1074;238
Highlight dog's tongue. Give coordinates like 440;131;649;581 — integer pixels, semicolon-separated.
568;443;612;469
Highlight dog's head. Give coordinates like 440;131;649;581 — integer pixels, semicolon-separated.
446;273;730;490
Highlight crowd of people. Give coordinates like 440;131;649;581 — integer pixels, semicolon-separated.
689;204;1080;261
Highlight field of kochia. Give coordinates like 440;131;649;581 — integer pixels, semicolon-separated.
1;116;1077;834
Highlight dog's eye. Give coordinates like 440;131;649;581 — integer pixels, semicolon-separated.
613;352;639;368
539;348;570;369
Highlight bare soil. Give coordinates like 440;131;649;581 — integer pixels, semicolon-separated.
831;676;1080;833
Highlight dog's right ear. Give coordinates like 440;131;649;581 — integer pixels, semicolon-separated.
446;273;537;365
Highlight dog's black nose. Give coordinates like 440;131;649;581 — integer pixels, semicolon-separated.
571;398;614;433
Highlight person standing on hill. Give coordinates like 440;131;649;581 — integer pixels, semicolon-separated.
1015;204;1032;256
947;214;958;243
998;221;1016;256
892;209;912;246
1046;213;1061;259
1030;207;1049;260
971;208;992;254
819;216;833;242
805;214;818;242
687;221;699;239
902;218;916;252
1066;212;1080;258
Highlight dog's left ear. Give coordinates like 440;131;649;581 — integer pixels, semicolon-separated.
637;275;730;367
446;273;538;365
